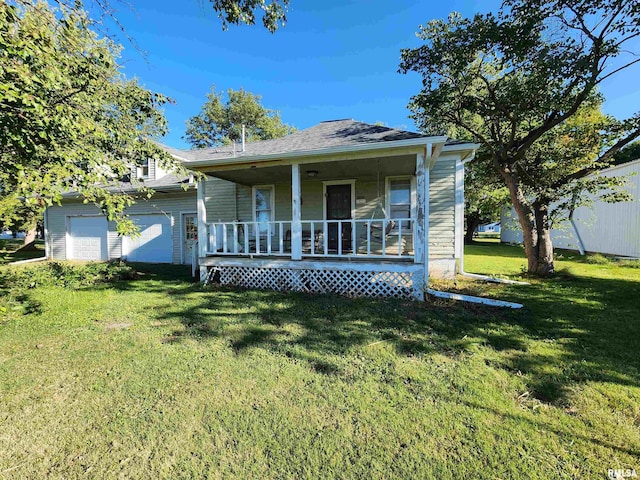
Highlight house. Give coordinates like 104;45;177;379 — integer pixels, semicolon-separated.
44;160;198;264
182;119;477;300
477;222;501;234
501;158;640;258
44;119;479;300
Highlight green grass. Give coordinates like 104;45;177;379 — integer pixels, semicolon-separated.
0;239;45;265
0;243;639;478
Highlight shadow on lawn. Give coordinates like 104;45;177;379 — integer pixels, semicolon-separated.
114;264;640;406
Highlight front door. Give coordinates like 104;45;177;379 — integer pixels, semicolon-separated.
182;213;198;264
325;183;352;253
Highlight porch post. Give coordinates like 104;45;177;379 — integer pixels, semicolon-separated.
291;163;302;260
414;149;430;296
197;177;208;281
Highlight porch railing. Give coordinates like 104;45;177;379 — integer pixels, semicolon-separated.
204;218;414;260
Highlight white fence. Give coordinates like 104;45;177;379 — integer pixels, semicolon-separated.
204;218;414;260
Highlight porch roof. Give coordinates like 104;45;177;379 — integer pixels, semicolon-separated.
162;119;462;169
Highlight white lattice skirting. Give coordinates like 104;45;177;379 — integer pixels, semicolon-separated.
207;264;422;300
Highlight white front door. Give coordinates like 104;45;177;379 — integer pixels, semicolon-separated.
182;213;198;264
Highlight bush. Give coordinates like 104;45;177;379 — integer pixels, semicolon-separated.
618;259;640;269
1;260;137;290
583;253;611;265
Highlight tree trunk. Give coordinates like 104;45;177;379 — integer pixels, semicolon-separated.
21;228;38;250
532;203;554;276
465;215;480;244
499;166;555;275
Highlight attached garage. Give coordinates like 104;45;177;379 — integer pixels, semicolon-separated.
68;216;108;261
122;214;173;263
46;189;195;264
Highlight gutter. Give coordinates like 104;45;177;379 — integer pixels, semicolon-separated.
60;182;193;199
182;136;449;168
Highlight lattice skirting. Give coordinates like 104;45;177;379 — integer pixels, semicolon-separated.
207;265;421;300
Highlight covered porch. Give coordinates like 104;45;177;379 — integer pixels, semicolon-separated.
195;148;433;300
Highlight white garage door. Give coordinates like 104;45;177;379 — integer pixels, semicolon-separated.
68;216;108;261
122;214;173;263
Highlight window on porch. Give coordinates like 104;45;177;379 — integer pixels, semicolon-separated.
386;176;415;230
253;185;275;235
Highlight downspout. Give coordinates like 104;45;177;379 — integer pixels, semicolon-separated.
426;288;522;308
424;144;430;286
455;151;529;286
422;146;522;308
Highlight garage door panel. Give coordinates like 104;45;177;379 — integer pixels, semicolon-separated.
69;217;108;261
123;215;173;263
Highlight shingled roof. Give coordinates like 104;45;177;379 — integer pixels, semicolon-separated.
166;119;458;163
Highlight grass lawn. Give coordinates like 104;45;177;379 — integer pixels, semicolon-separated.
0;239;45;265
0;242;639;478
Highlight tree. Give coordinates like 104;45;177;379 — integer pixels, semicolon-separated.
613;141;640;166
0;1;178;235
464;157;509;244
185;87;295;148
209;0;288;32
51;0;289;36
399;0;640;275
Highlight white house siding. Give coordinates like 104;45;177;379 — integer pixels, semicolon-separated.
204;177;237;222
46;191;196;263
500;159;640;258
428;155;456;260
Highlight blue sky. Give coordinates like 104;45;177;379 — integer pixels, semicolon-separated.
107;0;640;149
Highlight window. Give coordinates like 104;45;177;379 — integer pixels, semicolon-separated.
252;185;275;235
386;177;415;228
138;159;150;179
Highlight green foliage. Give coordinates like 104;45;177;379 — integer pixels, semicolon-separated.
2;260;137;290
184;86;295;148
618;259;640;269
613;141;640;166
525;100;633;224
583;253;611;265
464;154;509;240
0;1;181;235
209;0;288;32
399;0;640;274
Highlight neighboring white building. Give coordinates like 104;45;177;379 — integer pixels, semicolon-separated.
501;159;640;258
477;222;500;233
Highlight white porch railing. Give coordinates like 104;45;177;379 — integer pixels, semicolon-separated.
204;219;414;260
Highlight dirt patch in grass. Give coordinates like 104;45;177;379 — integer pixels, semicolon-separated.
104;322;131;330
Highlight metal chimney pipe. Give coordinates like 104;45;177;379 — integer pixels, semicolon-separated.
242;124;246;152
